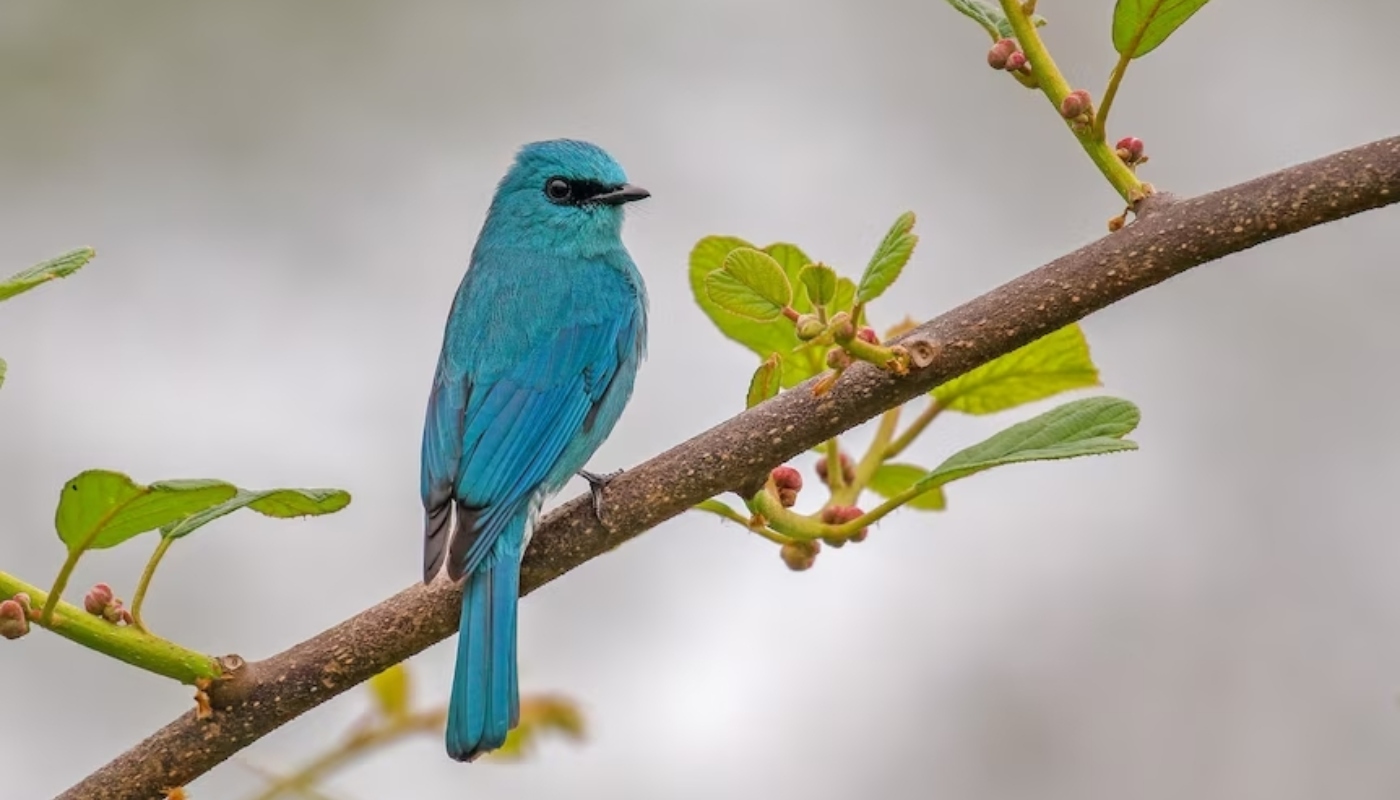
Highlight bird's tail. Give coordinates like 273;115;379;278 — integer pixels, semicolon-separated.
446;532;522;761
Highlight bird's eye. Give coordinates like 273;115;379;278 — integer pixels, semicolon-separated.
544;178;573;203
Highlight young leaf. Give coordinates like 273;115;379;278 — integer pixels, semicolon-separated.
799;264;839;308
868;463;947;511
689;236;849;387
943;0;1047;41
746;353;782;408
367;663;411;719
55;470;237;552
704;248;793;321
932;324;1100;415
910;397;1139;494
161;487;352;539
1112;0;1211;59
0;248;95;303
857;212;918;304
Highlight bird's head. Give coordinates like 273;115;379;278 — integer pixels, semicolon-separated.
483;139;648;254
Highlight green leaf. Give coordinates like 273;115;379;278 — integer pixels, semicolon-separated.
0;248;95;303
933;324;1100;415
55;470;238;552
367;663;411;719
857;212;918;304
943;0;1047;41
746;353;782;408
689;236;854;388
911;397;1139;494
161;487;352;539
704;248;793;321
1112;0;1210;58
799;264;838;308
868;463;946;511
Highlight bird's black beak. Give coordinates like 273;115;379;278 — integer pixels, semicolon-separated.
592;183;650;205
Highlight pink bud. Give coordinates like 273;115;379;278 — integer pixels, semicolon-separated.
987;39;1017;70
856;327;879;345
771;466;803;508
1115;136;1144;158
814;453;856;486
771;466;803;493
84;583;114;616
821;505;869;541
0;599;30;640
1004;51;1028;71
1059;90;1091;120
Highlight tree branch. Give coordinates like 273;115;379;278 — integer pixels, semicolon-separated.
60;135;1400;800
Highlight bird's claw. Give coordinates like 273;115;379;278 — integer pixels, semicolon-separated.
578;469;622;527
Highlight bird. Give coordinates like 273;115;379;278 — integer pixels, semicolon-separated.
420;139;649;761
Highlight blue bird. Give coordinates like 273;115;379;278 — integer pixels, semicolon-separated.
421;140;649;761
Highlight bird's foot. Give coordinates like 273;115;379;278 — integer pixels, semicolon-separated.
578;469;623;528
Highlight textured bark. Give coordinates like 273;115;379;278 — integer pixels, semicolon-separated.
61;135;1400;800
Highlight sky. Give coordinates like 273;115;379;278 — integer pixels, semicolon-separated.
3;2;1400;799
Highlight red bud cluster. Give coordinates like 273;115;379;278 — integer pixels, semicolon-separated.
820;505;869;547
1115;136;1148;166
0;594;31;640
987;39;1029;74
770;466;803;508
84;582;133;625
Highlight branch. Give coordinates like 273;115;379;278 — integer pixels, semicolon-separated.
60;135;1400;800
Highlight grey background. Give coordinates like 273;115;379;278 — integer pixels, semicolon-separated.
3;2;1399;798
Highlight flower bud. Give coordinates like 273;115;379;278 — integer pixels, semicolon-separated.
780;540;820;572
84;583;114;616
820;505;869;542
814;453;856;486
856;327;879;345
1059;89;1091;120
794;314;825;341
1004;51;1028;72
987;38;1017;70
771;466;803;508
826;348;851;370
0;598;30;639
1115;136;1144;159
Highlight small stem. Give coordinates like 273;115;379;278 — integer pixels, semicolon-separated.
999;0;1144;202
823;438;846;493
247;708;446;800
884;399;943;460
747;490;832;541
1;570;220;684
1094;49;1133;142
130;536;175;633
693;499;791;544
40;547;83;624
827;479;941;538
832;407;900;507
842;336;908;373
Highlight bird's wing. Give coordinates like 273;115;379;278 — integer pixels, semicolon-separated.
422;299;641;583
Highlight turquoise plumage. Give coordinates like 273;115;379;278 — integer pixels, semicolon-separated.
421;140;649;761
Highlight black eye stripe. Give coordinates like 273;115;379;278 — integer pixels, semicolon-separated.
543;177;616;205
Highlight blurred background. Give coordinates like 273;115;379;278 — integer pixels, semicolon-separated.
3;1;1399;798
